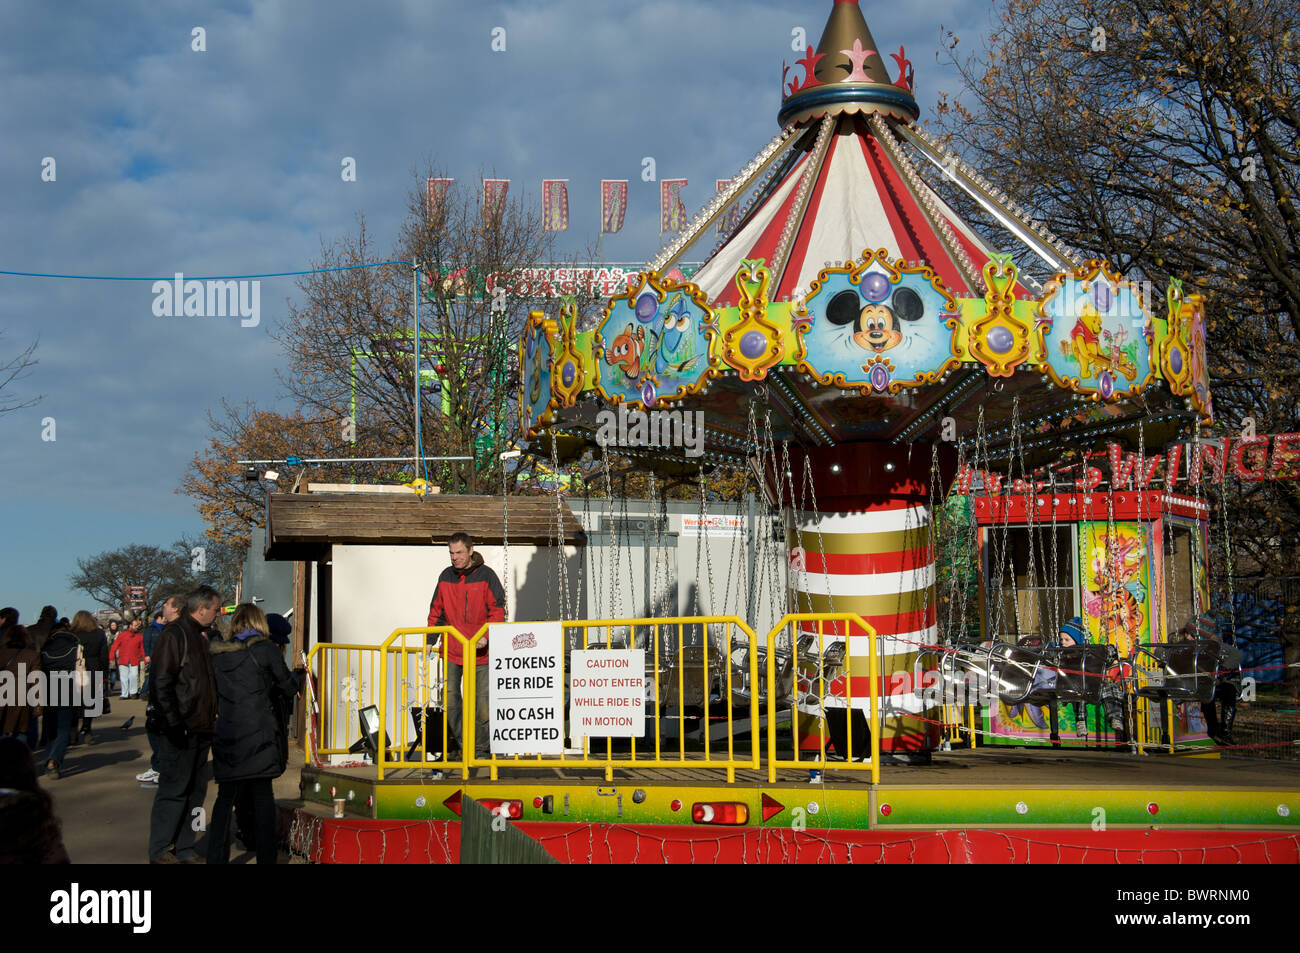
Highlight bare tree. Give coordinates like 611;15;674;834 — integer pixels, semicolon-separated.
928;0;1299;677
69;544;188;618
271;169;565;497
0;331;39;414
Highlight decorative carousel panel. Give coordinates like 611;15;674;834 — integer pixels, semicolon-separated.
793;250;960;395
719;258;784;381
1158;278;1191;395
592;271;717;410
1079;520;1154;663
1167;286;1214;423
965;255;1037;377
518;310;559;440
551;300;586;408
1038;260;1154;401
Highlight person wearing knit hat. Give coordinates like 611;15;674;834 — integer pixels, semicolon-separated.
1058;617;1086;648
1057;617;1089;737
265;613;292;647
1183;612;1218;643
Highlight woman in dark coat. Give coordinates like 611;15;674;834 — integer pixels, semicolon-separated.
69;611;109;742
207;603;303;865
38;622;81;779
27;606;57;656
0;626;40;738
30;606;59;749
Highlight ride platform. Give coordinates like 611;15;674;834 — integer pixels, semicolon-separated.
285;748;1300;864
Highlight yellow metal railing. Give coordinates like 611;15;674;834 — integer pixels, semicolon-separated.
765;613;881;784
303;643;384;761
465;617;761;782
310;614;885;784
377;626;474;780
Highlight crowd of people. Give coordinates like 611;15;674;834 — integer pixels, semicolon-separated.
0;591;303;863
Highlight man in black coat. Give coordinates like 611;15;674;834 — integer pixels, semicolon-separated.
146;585;219;864
137;596;183;785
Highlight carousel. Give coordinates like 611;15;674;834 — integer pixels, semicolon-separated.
289;1;1299;863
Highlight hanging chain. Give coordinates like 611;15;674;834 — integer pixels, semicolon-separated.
571;464;585;623
1047;467;1062;641
1190;431;1205;623
586;463;604;620
752;401;786;635
928;441;945;644
802;453;834;617
501;457;510;619
619;473;637;620
549;431;571;621
601;444;621;621
647;469;661;616
1006;396;1032;639
1218;472;1237;641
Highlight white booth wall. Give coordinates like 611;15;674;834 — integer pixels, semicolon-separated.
326;500;790;648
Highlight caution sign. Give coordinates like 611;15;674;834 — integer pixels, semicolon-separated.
569;650;645;739
489;622;563;755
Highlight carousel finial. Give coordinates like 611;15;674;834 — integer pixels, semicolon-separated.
778;0;919;127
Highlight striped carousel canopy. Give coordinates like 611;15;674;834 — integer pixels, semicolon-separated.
662;0;1049;308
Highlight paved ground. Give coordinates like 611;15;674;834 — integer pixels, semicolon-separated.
39;695;304;864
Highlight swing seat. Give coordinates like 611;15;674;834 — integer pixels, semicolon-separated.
729;646;793;708
659;645;725;711
938;643;995;700
1041;644;1116;704
987;642;1046;705
1134;640;1221;704
939;641;1045;705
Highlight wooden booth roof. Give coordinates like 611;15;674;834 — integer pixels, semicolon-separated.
264;492;586;561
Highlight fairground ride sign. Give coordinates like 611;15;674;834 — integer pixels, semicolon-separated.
424;263;701;300
958;433;1300;493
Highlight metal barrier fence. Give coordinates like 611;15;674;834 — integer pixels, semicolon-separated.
465;617;760;782
303;643;385;760
377;627;471;780
305;614;902;785
765;613;881;784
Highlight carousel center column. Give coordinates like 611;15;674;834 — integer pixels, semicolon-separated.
787;442;953;764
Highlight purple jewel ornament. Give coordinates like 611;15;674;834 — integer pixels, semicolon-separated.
561;361;576;387
1091;282;1112;312
869;363;890;392
635;293;658;323
986;326;1014;354
1169;347;1183;375
739;330;767;359
861;272;892;302
641;380;657;406
1098;370;1114;399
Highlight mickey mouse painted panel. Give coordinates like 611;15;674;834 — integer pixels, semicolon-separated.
794;252;960;394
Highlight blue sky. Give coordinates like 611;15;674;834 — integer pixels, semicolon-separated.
0;0;983;620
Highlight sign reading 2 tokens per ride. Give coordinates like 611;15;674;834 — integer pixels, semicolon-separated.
488;622;563;755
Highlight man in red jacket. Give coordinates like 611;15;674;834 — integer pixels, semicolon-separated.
109;616;147;698
427;532;505;760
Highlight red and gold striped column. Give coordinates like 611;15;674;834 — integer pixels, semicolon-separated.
786;443;952;761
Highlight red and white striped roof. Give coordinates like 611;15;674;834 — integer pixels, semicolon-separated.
692;116;1022;307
